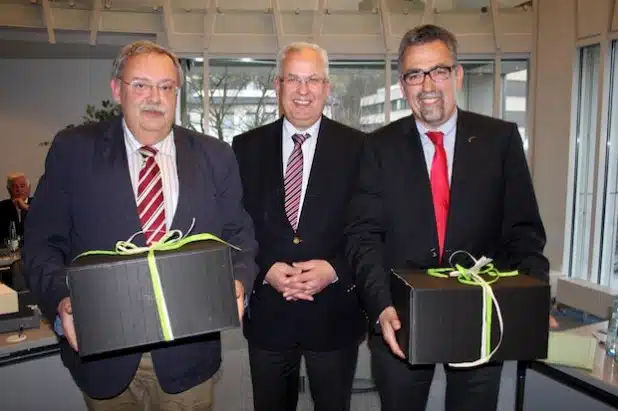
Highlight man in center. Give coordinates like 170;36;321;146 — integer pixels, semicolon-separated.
232;42;366;411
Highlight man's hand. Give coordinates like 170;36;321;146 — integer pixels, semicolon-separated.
550;315;559;329
13;198;29;211
283;260;336;301
235;280;245;323
379;306;405;359
57;297;78;352
264;262;302;294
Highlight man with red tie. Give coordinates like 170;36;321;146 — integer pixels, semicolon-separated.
232;42;366;411
345;24;552;411
23;40;257;411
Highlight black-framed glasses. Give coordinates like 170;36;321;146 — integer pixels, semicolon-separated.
279;74;328;88
120;79;179;96
401;65;458;86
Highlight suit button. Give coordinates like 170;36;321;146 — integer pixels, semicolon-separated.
430;249;438;258
293;237;301;244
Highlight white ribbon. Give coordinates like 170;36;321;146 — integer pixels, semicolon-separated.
445;252;505;368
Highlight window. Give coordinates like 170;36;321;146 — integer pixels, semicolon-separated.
181;58;278;144
329;61;387;132
501;60;529;151
568;44;601;281
599;41;618;288
457;61;495;117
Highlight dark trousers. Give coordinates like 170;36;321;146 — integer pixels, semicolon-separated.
248;343;359;411
369;334;503;411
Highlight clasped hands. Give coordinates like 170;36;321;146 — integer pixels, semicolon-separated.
265;261;336;301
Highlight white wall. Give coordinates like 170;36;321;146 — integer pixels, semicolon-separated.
530;0;577;272
0;58;113;199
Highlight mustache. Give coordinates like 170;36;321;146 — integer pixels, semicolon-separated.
140;104;166;113
417;91;443;100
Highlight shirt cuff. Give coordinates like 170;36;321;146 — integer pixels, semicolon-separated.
53;315;65;337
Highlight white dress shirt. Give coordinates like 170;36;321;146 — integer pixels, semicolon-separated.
123;120;179;230
281;117;321;222
415;109;458;183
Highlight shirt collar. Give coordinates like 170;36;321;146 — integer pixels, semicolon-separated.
282;116;322;140
122;118;174;156
415;108;458;138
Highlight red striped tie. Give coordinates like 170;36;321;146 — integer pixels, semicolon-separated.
137;146;167;245
426;131;449;260
284;133;309;230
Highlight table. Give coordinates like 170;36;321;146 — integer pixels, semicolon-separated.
0;248;19;272
0;320;59;367
516;321;618;410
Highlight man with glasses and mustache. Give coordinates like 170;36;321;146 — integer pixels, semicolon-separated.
232;42;366;411
22;40;257;411
345;24;554;411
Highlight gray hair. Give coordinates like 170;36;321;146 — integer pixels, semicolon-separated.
111;40;184;87
398;24;458;73
7;172;29;189
276;42;330;78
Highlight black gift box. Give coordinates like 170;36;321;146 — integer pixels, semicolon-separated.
68;240;239;357
390;269;550;365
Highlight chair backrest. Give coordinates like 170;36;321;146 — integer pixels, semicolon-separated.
9;259;27;292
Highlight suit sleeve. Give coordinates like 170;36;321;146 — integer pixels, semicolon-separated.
22;133;73;323
215;142;259;296
501;125;550;282
345;137;392;323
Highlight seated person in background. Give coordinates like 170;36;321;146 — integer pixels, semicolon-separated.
0;172;32;240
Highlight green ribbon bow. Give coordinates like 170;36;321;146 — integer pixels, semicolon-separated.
74;230;239;342
426;253;518;367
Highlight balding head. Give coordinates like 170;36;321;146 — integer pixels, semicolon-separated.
7;172;30;200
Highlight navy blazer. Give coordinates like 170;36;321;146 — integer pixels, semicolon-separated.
22;117;258;399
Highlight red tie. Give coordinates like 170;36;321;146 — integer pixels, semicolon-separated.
284;133;309;231
137;146;167;245
426;131;449;260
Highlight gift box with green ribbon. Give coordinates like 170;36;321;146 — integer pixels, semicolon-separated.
390;263;550;366
67;233;240;357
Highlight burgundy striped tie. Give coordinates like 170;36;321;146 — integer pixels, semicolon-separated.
284;133;309;230
137;146;167;245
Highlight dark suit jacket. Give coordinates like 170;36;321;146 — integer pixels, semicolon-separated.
22;117;258;399
346;110;550;324
232;116;366;351
0;197;32;239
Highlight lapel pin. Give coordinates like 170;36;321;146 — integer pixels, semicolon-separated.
468;136;476;143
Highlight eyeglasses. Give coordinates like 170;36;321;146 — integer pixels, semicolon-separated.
120;79;179;96
401;65;457;86
279;75;328;88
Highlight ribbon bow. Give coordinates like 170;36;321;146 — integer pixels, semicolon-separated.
427;251;518;368
73;226;239;342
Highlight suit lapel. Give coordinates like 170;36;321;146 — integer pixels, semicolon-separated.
261;119;291;232
296;117;338;234
446;110;478;249
401;117;441;251
170;127;195;232
97;118;143;242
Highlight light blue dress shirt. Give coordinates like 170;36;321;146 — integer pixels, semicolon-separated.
414;109;458;183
